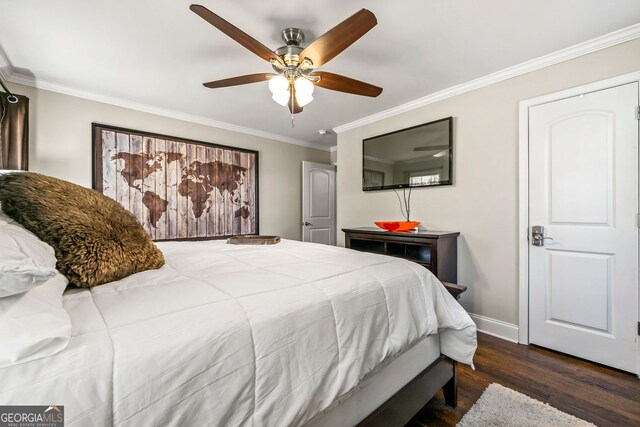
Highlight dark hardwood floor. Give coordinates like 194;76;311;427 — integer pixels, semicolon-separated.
409;332;640;427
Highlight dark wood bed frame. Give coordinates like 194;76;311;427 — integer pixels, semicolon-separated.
359;356;457;426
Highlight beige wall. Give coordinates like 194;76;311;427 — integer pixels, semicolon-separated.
330;149;337;165
7;83;329;240
337;38;640;325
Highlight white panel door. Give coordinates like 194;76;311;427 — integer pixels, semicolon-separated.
302;161;336;245
529;82;639;373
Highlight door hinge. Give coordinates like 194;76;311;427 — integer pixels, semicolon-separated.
637;213;640;228
637;105;640;120
638;321;640;336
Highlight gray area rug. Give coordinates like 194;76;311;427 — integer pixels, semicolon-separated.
457;383;596;427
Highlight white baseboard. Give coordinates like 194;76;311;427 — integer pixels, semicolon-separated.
469;313;519;343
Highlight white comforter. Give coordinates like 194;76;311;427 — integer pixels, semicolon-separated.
0;239;476;426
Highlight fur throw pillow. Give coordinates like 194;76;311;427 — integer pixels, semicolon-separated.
0;172;164;287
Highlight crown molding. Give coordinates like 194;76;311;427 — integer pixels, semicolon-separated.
333;23;640;134
0;65;329;152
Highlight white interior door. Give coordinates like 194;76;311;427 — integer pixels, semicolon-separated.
302;161;336;245
529;82;639;374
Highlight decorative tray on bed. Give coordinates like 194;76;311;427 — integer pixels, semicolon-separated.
227;235;281;245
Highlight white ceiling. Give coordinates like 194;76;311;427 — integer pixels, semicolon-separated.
1;0;639;149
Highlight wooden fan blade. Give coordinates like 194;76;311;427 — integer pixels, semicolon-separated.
288;87;303;114
190;5;283;65
312;71;382;97
299;9;377;67
203;73;274;89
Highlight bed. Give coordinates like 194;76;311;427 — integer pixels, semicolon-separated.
0;236;476;426
0;240;475;426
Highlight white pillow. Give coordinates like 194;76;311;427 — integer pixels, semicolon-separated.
0;272;72;368
0;211;58;297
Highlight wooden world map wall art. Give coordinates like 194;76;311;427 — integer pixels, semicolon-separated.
92;124;258;241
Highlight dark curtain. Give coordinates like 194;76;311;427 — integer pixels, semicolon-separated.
0;92;29;170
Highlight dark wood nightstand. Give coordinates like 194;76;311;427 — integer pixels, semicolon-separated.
342;227;466;299
441;282;468;300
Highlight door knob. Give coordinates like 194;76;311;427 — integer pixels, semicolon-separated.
531;225;553;246
303;221;313;226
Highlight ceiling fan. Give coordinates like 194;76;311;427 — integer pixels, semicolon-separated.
190;4;383;115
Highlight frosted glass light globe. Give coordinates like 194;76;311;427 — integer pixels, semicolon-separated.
294;77;314;96
296;92;313;107
268;75;289;95
272;90;290;106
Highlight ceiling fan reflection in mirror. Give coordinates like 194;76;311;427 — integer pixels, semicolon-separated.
190;4;383;124
413;144;450;157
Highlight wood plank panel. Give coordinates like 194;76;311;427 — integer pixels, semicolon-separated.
177;142;189;239
224;149;233;236
129;135;144;228
165;140;178;240
101;131;117;200
206;146;217;237
186;143;197;239
215;147;225;236
195;145;208;237
232;150;242;236
247;153;256;234
143;137;156;239
240;152;249;234
154;139;167;240
115;133;130;211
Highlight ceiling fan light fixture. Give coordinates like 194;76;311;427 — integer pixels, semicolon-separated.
268;75;289;95
294;77;315;106
272;90;290;106
192;5;382;116
296;92;313;107
294;77;314;96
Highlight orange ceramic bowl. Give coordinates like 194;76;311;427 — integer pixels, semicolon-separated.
374;221;421;232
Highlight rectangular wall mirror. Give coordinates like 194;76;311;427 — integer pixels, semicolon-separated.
362;117;453;191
